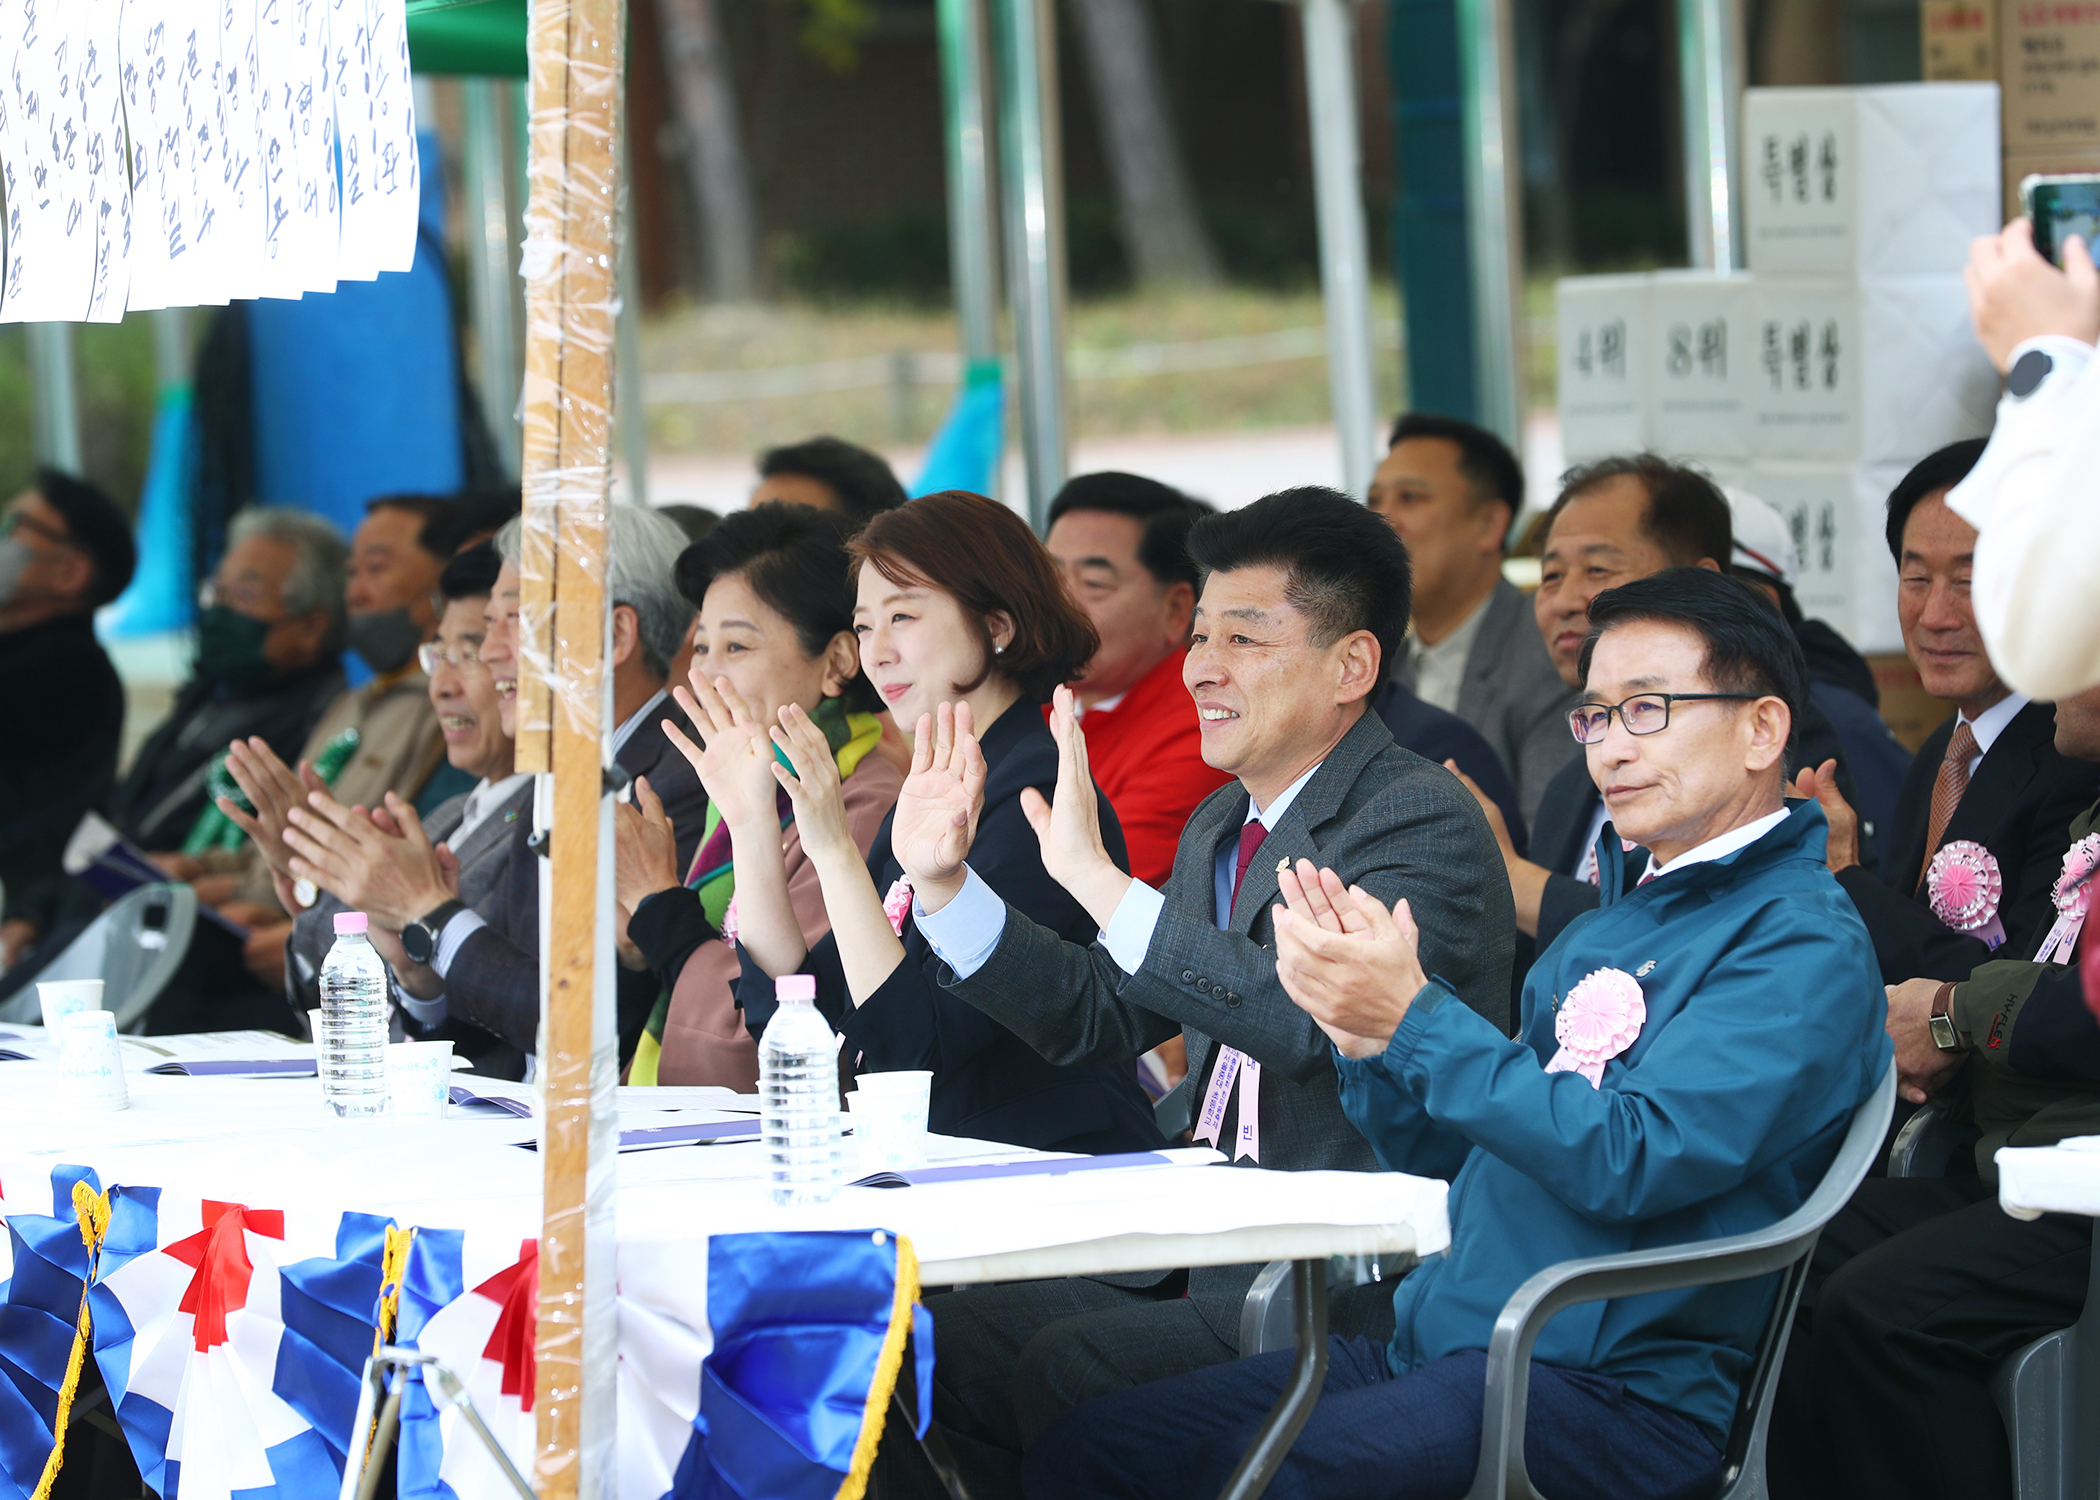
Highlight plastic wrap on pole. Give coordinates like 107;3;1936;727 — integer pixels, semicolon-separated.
516;0;625;1491
515;0;623;774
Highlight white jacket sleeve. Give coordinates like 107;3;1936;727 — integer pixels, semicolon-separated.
1947;336;2100;700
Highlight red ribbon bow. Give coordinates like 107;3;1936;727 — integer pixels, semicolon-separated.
477;1239;540;1412
163;1201;286;1352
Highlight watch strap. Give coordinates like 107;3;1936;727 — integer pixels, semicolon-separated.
404;899;468;964
1928;981;1963;1052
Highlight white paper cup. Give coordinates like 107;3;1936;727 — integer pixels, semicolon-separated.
388;1041;453;1119
852;1070;933;1100
847;1080;929;1172
39;980;105;1035
57;1010;128;1111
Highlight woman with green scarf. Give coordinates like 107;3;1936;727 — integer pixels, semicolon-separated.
616;504;901;1087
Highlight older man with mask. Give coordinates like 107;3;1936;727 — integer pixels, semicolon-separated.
1372;413;1576;825
279;506;708;1073
1027;567;1889;1500
113;509;348;860
873;488;1512;1500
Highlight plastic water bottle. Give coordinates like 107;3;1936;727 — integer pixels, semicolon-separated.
318;911;390;1118
761;974;843;1205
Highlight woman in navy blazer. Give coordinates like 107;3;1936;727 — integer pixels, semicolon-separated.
733;490;1163;1155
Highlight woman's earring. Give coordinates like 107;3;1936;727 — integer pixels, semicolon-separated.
995;644;1005;655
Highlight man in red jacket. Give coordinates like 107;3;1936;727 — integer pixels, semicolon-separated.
1045;474;1235;892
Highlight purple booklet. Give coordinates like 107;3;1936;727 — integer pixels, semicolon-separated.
511;1117;764;1152
850;1150;1178;1189
449;1087;535;1117
617;1119;763;1151
146;1059;319;1077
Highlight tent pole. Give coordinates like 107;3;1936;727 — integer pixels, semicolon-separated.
1455;0;1523;445
519;0;626;1494
28;324;82;473
1299;0;1379;500
995;0;1068;526
617;135;649;505
940;0;1001;371
463;77;524;479
1677;0;1742;271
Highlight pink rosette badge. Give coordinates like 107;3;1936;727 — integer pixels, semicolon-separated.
2035;833;2100;964
719;895;740;948
1926;840;2007;950
882;876;915;936
1544;967;1647;1088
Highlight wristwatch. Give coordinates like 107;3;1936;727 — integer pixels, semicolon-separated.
1927;981;1964;1053
401;899;468;966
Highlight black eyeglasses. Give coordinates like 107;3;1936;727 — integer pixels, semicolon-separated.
1569;692;1760;745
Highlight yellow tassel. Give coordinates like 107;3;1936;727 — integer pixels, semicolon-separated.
372;1223;415;1359
836;1232;922;1500
30;1181;112;1500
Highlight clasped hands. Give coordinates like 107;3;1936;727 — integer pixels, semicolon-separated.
1272;863;1429;1060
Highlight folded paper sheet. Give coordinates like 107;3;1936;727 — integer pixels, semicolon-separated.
0;0;415;322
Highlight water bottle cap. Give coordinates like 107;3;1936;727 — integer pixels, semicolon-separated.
776;974;816;1003
333;911;369;935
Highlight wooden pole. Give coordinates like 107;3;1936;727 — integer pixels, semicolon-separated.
518;0;625;1490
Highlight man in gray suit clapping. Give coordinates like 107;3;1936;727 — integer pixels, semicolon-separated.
885;486;1514;1498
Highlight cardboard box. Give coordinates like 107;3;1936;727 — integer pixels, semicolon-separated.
1748;276;1998;464
1924;0;1999;80
1732;462;1910;652
2002;0;2100;156
1744;84;2002;277
1556;274;1652;461
2003;148;2100;218
1646;272;1754;461
1869;653;1956;753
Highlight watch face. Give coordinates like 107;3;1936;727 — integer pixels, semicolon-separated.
2009;348;2053;398
1929;1013;1961;1051
403;923;433;964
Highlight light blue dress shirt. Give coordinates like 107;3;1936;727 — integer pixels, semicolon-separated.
915;761;1323;979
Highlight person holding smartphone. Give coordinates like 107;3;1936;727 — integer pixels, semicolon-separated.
1948;194;2100;700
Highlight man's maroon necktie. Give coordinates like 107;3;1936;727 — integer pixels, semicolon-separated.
1230;820;1268;915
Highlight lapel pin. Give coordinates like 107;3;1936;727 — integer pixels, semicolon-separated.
1635;960;1656;978
1275;857;1291;875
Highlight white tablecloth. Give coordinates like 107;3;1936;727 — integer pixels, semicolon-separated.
0;1046;1448;1284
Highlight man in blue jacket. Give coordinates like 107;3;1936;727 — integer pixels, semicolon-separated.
1025;568;1890;1500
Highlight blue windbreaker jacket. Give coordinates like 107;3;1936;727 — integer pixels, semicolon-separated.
1337;801;1889;1446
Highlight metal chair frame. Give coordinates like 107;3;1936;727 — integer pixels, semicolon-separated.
1461;1060;1896;1500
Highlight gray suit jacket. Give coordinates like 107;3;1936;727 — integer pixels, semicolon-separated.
1398;578;1579;833
939;707;1514;1341
286;775;535;1015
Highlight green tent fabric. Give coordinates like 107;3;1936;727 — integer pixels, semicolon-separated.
406;0;528;77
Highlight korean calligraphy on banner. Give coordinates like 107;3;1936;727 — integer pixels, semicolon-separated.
0;0;416;324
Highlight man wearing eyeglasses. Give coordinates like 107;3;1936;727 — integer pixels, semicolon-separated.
1449;456;1865;976
253;545;538;1072
1026;567;1888;1500
0;471;135;969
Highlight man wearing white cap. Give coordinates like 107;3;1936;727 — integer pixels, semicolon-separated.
1725;488;1911;865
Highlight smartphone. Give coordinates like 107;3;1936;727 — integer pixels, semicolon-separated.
2022;173;2100;267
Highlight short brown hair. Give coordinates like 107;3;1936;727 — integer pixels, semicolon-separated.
1542;454;1732;568
851;491;1099;704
